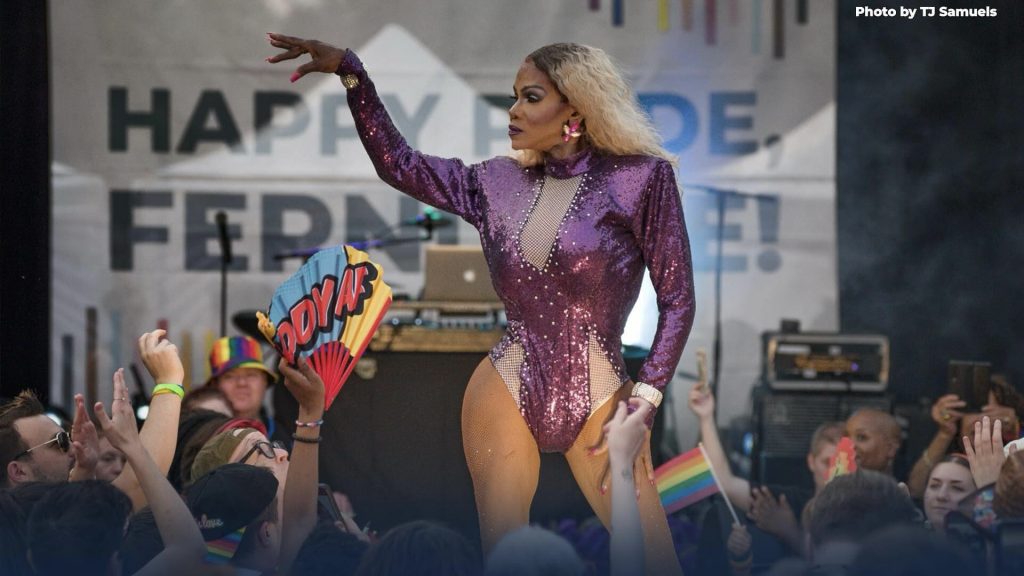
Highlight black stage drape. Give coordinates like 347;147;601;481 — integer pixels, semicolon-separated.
838;0;1024;402
1;1;51;402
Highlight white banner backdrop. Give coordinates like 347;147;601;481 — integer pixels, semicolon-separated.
51;0;836;447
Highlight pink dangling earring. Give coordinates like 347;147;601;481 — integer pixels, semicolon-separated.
562;118;582;143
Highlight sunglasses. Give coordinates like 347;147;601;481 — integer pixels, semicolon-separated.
13;430;71;460
235;440;285;465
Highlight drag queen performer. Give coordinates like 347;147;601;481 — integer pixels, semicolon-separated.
268;34;694;574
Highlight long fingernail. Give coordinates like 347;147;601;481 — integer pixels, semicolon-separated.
600;485;607;495
636;488;641;500
289;72;300;83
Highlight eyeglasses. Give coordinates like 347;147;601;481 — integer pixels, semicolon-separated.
235;440;285;465
13;430;71;460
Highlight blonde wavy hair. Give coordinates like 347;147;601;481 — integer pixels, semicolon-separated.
514;43;676;167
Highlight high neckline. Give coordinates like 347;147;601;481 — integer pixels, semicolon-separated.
543;146;596;179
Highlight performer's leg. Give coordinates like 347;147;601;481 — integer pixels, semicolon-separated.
461;359;541;554
564;386;684;576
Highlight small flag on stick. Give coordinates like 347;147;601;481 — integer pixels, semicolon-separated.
656;443;739;524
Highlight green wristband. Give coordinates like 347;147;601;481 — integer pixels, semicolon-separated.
152;383;184;399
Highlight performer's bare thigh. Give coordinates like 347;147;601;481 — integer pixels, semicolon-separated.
563;385;684;576
461;358;540;554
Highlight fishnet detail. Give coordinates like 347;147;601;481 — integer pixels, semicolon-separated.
493;341;525;409
588;334;624;415
519;175;583;270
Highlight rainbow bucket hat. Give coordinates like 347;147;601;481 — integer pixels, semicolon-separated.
207;336;274;383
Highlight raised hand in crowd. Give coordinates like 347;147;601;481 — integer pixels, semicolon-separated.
587;395;656;503
604;398;653;576
277;356;326;575
68;393;99;481
139;328;185;385
981;401;1019;435
963;415;1016;487
112;329;186;511
932;394;967;436
686;350;754;511
94;370;143;453
267;33;347;83
95;367;207;575
748;486;803;555
726;523;752;576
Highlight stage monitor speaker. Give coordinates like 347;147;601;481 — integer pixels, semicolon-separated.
317;350;481;542
751;387;892;489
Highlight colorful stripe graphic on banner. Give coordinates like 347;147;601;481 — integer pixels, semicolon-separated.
655;445;719;513
586;0;805;58
706;0;717;45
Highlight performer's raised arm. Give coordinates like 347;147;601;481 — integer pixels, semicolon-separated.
267;33;483;227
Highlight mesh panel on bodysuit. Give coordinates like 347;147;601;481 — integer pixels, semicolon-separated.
588;334;624;412
492;340;524;407
519;175;583;269
493;334;621;416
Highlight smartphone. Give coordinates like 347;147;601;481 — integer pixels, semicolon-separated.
947;361;991;412
317;483;345;527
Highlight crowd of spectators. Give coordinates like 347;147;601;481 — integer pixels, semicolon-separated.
1;331;1021;575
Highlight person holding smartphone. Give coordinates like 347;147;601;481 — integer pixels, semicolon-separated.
907;367;1022;498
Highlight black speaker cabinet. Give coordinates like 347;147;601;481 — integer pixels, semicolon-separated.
317;351;481;542
751;387;892;489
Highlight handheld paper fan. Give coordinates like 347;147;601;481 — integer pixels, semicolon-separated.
257;245;392;409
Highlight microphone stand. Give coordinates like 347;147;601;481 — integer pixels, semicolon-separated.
683;184;775;421
216;211;233;337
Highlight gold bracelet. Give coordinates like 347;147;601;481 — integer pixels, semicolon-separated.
340;74;360;90
631;382;663;408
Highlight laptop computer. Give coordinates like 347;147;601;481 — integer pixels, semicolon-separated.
421;245;501;303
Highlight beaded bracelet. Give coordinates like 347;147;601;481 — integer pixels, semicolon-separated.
295;418;324;428
152;383;184;399
292;433;322;444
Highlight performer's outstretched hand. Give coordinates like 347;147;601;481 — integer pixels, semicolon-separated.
266;33;347;83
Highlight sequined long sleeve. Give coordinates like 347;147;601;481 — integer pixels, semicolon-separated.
338;50;483;226
633;160;695;392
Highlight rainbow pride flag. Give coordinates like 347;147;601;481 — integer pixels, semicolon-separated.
655;445;720;514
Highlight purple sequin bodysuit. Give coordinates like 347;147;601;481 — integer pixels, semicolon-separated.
340;51;695;452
